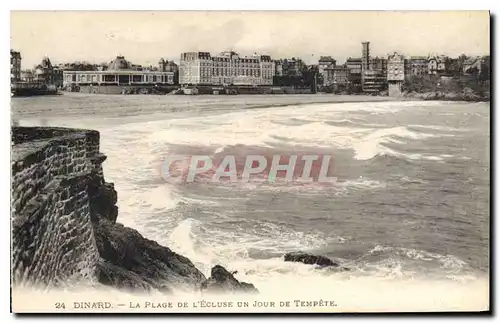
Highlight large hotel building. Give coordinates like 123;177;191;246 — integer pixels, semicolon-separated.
179;50;275;86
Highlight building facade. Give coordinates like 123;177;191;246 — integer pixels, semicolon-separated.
428;56;448;75
179;51;275;86
404;56;428;78
362;69;386;93
280;57;305;77
331;65;349;86
346;58;362;85
53;66;64;88
10;50;22;83
20;70;35;82
318;56;336;84
274;60;284;76
63;55;174;87
462;56;484;75
362;42;370;72
34;57;55;85
387;52;405;96
370;57;387;74
359;42;386;93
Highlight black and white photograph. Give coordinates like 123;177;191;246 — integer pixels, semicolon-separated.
9;10;491;313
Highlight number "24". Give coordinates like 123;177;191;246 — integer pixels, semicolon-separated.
55;302;66;309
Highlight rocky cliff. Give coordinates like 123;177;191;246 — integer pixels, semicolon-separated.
11;126;255;294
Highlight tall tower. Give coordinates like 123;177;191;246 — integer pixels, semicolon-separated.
158;58;165;72
362;41;370;71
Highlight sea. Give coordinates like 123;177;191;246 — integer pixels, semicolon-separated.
11;93;490;312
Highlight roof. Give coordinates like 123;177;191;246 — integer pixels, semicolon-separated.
428;55;449;63
464;56;481;65
387;52;404;59
63;70;174;75
10;50;21;58
218;50;239;58
108;56;131;70
319;56;336;62
409;56;427;60
41;57;52;69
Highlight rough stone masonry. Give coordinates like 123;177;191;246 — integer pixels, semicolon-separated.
11;126;257;294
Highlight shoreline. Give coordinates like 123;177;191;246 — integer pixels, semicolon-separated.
11;93;488;123
10;93;403;121
15;90;490;103
10;107;490;312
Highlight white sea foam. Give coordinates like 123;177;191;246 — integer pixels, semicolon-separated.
94;100;466;234
12;223;489;313
12;99;489;313
409;124;467;132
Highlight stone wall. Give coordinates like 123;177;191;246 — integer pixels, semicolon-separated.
11;126;256;294
11;127;103;287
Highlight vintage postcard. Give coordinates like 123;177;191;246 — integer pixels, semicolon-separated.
10;10;490;314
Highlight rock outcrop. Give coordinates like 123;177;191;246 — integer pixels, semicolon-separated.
284;252;339;267
201;265;258;294
284;251;349;271
11;126;220;293
94;220;206;292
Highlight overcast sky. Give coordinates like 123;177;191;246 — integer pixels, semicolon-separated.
11;11;490;69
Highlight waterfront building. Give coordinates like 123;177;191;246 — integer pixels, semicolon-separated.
164;60;179;73
34;57;55;85
158;58;166;72
53;66;64;88
179;52;212;85
360;42;386;93
63;55;175;87
20;70;35;82
179;50;275;86
10;50;22;83
428;55;448;75
281;57;306;77
387;52;405;96
331;65;349;86
318;56;336;84
258;55;274;85
462;56;484;75
361;42;370;72
361;41;371;91
362;69;386;93
322;68;334;86
274;60;284;76
346;57;362;86
370;57;387;74
346;58;362;74
158;58;179;84
318;56;336;72
404;56;428;78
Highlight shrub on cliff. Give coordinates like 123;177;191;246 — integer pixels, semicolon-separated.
403;74;488;101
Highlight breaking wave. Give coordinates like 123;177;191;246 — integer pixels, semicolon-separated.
17;98;488;312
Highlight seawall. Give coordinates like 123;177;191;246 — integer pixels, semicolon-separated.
11;127;103;287
11;126;256;295
67;84;314;95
